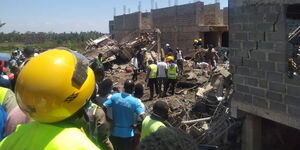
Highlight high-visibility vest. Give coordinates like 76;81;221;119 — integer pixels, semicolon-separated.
149;64;157;79
0;87;8;105
96;58;102;66
141;116;166;140
167;64;177;79
0;121;100;150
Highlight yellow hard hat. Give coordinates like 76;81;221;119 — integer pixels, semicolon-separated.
198;38;202;41
166;56;174;61
194;39;198;43
15;48;95;123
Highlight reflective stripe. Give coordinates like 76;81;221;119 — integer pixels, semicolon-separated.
167;64;177;79
0;87;8;105
149;64;157;79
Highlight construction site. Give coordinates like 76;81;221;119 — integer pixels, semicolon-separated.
0;0;300;150
83;0;300;149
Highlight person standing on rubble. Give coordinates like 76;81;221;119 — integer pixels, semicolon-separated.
175;48;184;75
165;44;174;56
0;49;100;150
140;101;171;140
103;79;145;150
130;55;139;81
205;44;219;71
193;39;199;50
164;60;178;96
156;58;168;97
145;60;159;100
197;38;203;48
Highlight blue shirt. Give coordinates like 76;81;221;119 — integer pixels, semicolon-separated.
103;93;144;138
0;76;11;89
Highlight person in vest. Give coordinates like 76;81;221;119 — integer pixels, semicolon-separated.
140;101;171;140
0;48;100;150
145;60;159;100
0;87;17;114
164;60;178;96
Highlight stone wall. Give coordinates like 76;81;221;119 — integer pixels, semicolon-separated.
229;0;300;129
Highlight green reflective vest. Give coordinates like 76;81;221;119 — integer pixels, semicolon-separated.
141;116;166;140
0;87;8;105
0;121;100;150
96;58;103;66
149;64;158;79
167;64;177;79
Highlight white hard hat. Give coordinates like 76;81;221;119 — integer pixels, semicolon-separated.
166;43;170;47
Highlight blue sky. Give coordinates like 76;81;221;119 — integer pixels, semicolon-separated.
0;0;228;33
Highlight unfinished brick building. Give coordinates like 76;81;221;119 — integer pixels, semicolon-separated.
109;2;228;55
229;0;300;149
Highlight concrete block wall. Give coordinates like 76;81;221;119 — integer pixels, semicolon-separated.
229;0;300;129
203;3;222;25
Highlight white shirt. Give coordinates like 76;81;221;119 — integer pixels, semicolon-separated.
157;62;167;78
130;57;138;69
177;50;183;60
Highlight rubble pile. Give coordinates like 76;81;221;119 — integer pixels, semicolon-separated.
84;33;240;148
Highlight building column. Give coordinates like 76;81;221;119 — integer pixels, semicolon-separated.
217;31;223;47
241;113;262;150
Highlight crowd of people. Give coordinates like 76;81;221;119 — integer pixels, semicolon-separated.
0;47;197;150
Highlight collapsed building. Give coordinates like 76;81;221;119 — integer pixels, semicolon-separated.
229;0;300;149
109;1;228;55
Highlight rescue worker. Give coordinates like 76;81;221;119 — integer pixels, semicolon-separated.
197;38;203;48
164;60;178;96
0;87;16;113
193;39;199;49
145;60;159;100
103;79;145;150
0;48;100;150
130;56;139;81
156;58;168;97
205;44;219;70
165;44;174;56
140;101;171;140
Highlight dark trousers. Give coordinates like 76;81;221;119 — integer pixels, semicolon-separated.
132;69;138;81
110;136;134;150
164;79;177;95
148;78;158;99
157;77;167;97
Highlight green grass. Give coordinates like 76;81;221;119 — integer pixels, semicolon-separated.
0;41;86;54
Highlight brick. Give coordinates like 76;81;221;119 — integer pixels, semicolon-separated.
243;59;258;68
233;92;252;104
269;82;286;93
253;96;268;109
237;66;250;76
267;91;283;102
270;101;286;113
250;87;266;97
230;24;242;31
235;32;248;41
249;69;266;79
257;23;273;32
268;53;286;62
259;61;275;71
229;41;242;49
249;32;264;41
285;95;300;106
251;51;266;61
243;23;256;31
230;56;243;66
233;74;245;84
287;85;300;97
267;72;283;82
259;80;268;88
288;106;300;117
243;41;256;50
245;77;258;86
276;63;286;73
259;42;274;50
236;84;250;93
267;32;286;41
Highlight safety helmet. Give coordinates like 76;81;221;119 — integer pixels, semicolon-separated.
198;38;202;42
193;39;198;43
15;48;95;123
166;43;170;47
